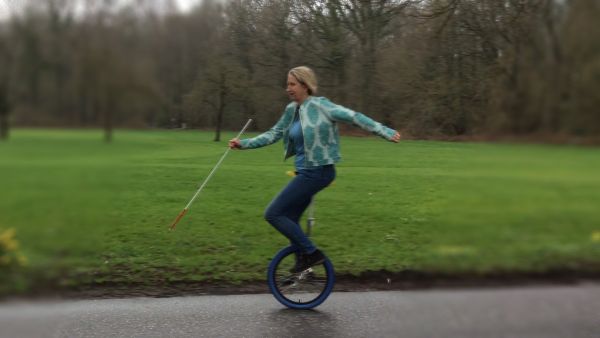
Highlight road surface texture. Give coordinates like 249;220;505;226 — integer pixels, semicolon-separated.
1;283;598;338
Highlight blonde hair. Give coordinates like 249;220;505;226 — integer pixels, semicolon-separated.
289;66;318;95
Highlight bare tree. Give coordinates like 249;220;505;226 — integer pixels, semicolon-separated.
0;83;9;141
561;0;600;135
290;0;352;103
183;0;248;141
329;0;418;114
0;0;597;141
0;23;12;140
225;0;260;128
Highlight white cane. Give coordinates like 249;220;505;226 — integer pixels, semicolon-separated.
169;119;252;230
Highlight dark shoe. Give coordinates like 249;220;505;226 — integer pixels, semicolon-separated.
289;253;305;273
290;249;326;273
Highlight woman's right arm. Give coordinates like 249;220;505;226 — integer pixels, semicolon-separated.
230;106;293;150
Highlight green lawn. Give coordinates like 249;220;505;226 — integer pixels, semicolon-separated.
1;129;599;294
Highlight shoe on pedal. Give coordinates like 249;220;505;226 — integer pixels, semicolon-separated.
289;254;305;273
290;249;326;273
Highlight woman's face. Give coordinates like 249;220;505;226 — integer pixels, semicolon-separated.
286;74;309;103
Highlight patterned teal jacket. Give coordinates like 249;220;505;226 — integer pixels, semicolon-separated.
239;96;397;168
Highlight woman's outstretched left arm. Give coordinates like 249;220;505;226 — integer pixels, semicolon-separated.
318;97;401;142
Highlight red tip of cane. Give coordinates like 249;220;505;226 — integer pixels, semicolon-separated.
169;209;188;230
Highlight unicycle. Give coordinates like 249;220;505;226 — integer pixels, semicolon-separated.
267;197;335;309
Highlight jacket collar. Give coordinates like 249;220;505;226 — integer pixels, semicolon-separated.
293;96;314;111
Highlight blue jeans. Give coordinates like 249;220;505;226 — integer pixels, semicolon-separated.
264;165;336;254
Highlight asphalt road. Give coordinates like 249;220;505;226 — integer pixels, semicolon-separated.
1;283;598;338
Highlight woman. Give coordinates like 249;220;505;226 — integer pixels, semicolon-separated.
229;66;401;273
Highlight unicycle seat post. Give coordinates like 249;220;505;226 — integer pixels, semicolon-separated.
305;197;316;237
306;217;315;237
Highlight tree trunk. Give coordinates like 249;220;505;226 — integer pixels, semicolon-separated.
360;41;377;114
213;73;226;142
0;111;8;141
104;116;113;143
0;87;8;141
104;96;113;143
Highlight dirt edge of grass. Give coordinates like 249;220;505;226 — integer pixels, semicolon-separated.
2;268;600;302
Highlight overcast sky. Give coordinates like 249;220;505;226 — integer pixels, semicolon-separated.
173;0;202;12
0;0;205;20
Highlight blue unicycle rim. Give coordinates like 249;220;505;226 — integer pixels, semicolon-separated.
267;246;335;309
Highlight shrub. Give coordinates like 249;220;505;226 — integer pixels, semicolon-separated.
0;228;27;270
